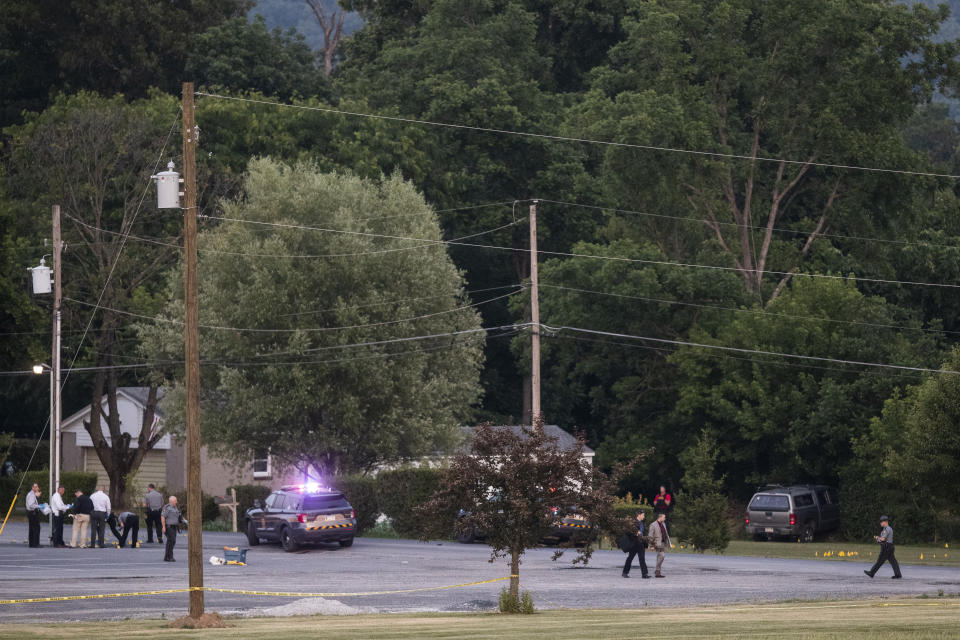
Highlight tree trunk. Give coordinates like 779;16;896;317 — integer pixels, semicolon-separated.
509;548;520;601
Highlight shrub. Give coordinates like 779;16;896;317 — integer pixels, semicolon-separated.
158;487;221;522
0;471;97;514
499;588;535;614
331;475;378;534
376;467;444;538
227;484;272;517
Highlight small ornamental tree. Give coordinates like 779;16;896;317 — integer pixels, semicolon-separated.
419;420;645;603
675;429;730;553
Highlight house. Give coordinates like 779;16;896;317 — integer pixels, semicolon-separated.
59;387;297;497
455;425;595;465
60;387;595;497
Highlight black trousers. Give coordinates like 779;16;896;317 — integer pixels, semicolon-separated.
868;542;902;577
623;544;648;576
90;511;106;547
164;525;178;560
52;514;65;546
145;509;162;542
110;515;140;547
27;509;41;547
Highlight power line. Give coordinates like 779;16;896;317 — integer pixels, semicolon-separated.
538;282;959;337
195;92;960;180
544;324;957;375
279;284;522;317
535;198;960;252
63;289;519;333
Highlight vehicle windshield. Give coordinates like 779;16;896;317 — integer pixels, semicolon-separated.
302;494;350;511
750;494;790;512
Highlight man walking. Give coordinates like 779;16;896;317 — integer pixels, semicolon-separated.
108;510;140;548
25;483;43;547
49;485;68;548
142;484;163;544
161;495;185;562
70;489;93;548
622;511;650;579
865;515;902;579
89;486;111;548
649;512;671;578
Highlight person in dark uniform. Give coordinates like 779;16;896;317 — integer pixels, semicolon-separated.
622;511;650;579
161;496;185;562
864;515;902;579
25;484;43;547
652;485;673;517
142;484;163;544
107;511;140;548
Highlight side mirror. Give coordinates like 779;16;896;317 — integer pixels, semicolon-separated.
253;499;262;509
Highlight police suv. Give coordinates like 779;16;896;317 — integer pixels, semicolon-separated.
245;484;356;552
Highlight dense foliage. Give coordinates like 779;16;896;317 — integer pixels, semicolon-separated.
3;0;960;541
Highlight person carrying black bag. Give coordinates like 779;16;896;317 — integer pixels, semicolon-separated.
621;511;650;578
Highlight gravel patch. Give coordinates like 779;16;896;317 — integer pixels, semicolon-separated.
247;598;372;617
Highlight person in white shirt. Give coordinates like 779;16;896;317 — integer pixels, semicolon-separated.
50;486;68;547
24;483;43;547
89;486;111;548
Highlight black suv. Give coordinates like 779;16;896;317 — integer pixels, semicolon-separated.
744;484;840;542
245;485;356;552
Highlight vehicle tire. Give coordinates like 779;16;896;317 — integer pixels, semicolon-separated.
457;527;476;544
280;527;299;552
339;537;354;548
246;520;260;546
800;524;815;543
752;533;766;542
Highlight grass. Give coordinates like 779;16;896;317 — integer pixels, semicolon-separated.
1;597;958;639
361;521;402;539
664;539;959;566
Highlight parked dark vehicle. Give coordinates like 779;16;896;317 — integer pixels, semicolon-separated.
245;485;356;552
456;505;596;546
744;484;840;542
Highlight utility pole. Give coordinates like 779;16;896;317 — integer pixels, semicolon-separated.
529;200;541;427
182;82;204;618
52;205;62;495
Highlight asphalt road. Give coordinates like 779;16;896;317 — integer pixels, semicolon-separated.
1;522;958;623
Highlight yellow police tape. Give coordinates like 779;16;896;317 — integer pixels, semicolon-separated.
0;575;518;605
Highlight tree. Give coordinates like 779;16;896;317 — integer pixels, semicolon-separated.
5;92;180;508
140;158;484;477
306;0;345;76
674;429;729;552
567;0;959;300
185;16;330;100
0;0;251;126
419;421;641;604
670;276;943;497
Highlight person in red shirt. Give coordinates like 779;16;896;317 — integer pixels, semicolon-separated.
652;485;672;516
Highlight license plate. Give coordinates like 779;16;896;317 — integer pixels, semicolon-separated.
317;514;337;522
764;527;774;533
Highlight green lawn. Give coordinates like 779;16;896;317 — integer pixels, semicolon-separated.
1;598;958;639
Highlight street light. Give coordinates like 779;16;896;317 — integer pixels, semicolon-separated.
32;363;57;537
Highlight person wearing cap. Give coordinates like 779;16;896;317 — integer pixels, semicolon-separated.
864;515;902;579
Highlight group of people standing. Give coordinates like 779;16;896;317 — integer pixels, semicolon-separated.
24;482;186;561
620;485;674;579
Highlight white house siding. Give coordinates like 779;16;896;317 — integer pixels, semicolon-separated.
83;448;166;491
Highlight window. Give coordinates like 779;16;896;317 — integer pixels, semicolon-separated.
264;493;278;509
253;450;271;478
816;489;831;505
302;494;350;511
794;493;815;507
750;494;790;511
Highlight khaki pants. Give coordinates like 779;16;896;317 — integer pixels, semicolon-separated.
655;547;666;574
71;513;90;547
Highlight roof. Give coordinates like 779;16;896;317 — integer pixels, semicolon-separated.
117;386;165;417
455;425;594;456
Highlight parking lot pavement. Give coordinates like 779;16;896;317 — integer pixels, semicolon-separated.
1;521;959;623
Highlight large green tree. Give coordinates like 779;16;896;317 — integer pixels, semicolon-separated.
141;158;485;476
4;92;180;507
567;0;958;300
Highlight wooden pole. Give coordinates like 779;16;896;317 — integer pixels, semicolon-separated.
182;82;204;618
529;200;541;427
52;205;62;494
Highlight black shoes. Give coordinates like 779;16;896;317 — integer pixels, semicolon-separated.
892;575;902;579
622;573;630;578
642;575;651;579
864;570;873;578
164;557;175;562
